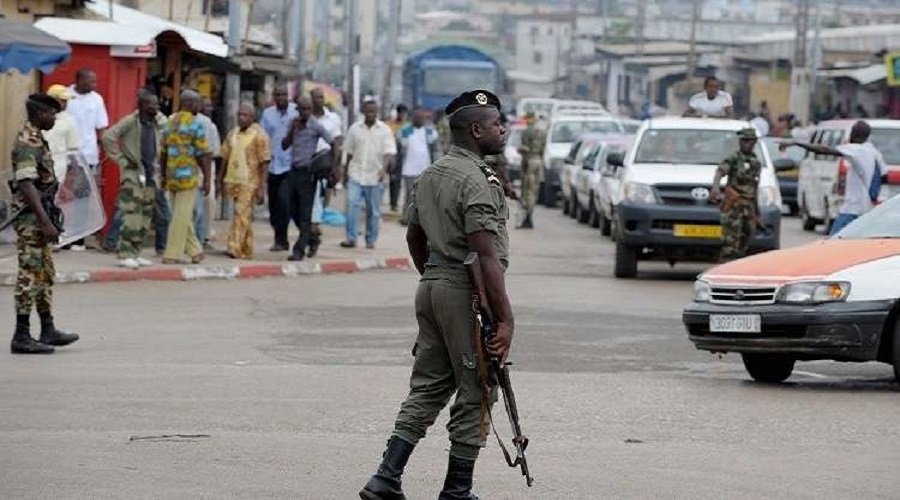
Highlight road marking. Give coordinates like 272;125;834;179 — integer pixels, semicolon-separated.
794;370;829;379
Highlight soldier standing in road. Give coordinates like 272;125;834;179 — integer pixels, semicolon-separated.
9;94;80;354
711;128;762;262
517;111;545;229
360;90;513;500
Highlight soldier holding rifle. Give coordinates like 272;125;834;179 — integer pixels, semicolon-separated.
360;90;514;500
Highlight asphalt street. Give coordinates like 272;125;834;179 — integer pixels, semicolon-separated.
1;207;898;499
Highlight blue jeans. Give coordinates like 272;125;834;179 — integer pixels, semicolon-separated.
345;180;384;245
105;187;171;252
829;213;858;236
194;190;205;243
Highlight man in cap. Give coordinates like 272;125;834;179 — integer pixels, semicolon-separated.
43;84;81;182
360;90;513;500
517;111;545;229
711;128;762;262
9;94;80;354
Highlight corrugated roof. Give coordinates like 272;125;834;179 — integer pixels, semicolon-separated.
819;64;887;85
34;18;158;47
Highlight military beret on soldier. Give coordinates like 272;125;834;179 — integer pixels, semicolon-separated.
444;90;502;117
736;127;758;140
27;93;62;112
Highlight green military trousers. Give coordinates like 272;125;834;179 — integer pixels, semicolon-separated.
520;157;542;216
392;276;496;460
117;179;156;260
14;215;54;316
720;199;756;262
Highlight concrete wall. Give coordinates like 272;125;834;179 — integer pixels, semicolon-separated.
749;73;791;119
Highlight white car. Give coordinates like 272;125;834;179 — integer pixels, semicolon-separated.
611;117;784;278
560;134;604;218
797;119;900;232
587;135;635;235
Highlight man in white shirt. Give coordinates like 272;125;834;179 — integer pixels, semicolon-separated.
309;87;343;257
43;84;81;181
788;121;885;235
340;100;397;249
684;76;733;118
396;107;439;225
67;69;109;250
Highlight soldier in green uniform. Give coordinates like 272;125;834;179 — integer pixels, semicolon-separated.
517;111;545;229
711;128;762;262
9;94;80;354
360;90;513;500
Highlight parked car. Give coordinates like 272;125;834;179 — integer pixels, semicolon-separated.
619;118;642;134
797;119;900;231
684;194;900;383
761;137;805;214
503;123;525;182
542;112;625;208
560;134;605;218
573;135;635;233
611;117;784;278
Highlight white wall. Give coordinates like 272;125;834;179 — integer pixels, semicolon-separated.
515;19;572;81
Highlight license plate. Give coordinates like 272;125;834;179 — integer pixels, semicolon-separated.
673;224;722;238
710;314;761;333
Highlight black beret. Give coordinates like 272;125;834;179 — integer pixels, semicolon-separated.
28;93;62;112
444;90;501;117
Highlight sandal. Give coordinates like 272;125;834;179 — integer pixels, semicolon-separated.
191;254;205;264
161;258;181;265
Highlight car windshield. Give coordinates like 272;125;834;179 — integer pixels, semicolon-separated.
834;195;900;239
869;128;900;165
551;120;621;143
635;129;765;165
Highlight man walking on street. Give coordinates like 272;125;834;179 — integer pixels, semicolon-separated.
281;96;334;261
260;84;298;252
341;100;397;250
310;87;343;257
220;103;271;259
786;121;885;235
517;111;545;229
711;128;762;262
101;89;165;269
396;106;439;224
160;90;210;264
359;90;512;500
10;94;80;354
387;104;410;212
66;68;109;251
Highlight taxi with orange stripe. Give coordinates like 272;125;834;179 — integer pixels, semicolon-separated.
684;195;900;383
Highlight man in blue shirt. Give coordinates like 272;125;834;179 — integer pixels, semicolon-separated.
260;85;298;251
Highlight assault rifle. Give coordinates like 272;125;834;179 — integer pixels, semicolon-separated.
464;252;533;487
0;181;63;234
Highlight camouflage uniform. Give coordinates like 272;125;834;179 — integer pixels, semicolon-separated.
519;122;546;220
10;122;57;316
719;150;761;261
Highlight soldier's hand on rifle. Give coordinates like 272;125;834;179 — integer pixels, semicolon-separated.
710;186;722;203
487;321;514;362
41;221;60;245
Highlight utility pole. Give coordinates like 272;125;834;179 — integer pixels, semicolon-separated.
314;0;331;81
686;0;701;80
345;0;359;125
223;0;243;220
809;0;822;120
789;0;811;124
380;0;401;116
635;0;645;56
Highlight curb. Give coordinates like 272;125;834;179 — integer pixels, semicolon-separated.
0;256;413;287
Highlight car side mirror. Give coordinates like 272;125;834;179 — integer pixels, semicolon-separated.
607;152;625;167
773;158;797;172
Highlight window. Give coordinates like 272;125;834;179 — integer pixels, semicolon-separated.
533;51;542;64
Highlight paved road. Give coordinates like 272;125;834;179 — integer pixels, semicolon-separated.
1;208;897;499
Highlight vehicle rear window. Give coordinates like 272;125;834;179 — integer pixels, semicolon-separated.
869;128;900;165
551;120;621;143
634;129;764;165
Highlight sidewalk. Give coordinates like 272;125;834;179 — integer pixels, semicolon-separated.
0;201;413;286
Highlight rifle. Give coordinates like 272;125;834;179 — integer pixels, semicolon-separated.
1;181;64;234
464;251;533;487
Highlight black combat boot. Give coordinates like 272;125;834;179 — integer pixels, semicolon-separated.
11;316;54;354
38;313;79;347
518;214;533;229
438;456;479;500
359;435;415;500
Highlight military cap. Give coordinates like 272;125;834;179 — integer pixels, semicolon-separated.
444;89;501;117
736;127;758;140
27;93;62;112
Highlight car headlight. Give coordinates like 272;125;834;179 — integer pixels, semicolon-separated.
693;280;711;302
777;282;850;304
757;185;781;209
622;181;659;204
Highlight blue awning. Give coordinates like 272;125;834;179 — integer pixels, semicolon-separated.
0;18;70;74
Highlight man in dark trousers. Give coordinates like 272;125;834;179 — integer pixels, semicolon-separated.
360;90;514;500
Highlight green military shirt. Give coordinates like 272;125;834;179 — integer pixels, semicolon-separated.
719;150;761;200
409;145;509;280
519;123;546;159
11;121;56;212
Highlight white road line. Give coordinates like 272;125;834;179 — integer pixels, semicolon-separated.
794;370;830;379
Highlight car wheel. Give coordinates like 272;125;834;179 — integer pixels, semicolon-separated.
590;199;600;228
892;315;900;383
741;353;795;383
823;196;833;235
610;210;618;241
569;190;578;219
599;205;612;236
614;240;638;278
788;202;799;216
801;196;816;231
578;199;591;224
562;197;570;215
543;182;558;208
